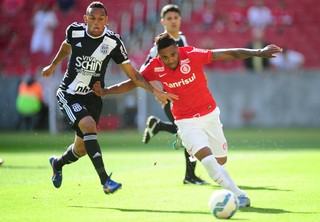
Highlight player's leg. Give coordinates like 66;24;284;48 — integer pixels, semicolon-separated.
176;114;250;207
203;108;250;206
142;101;177;143
79;94;121;194
51;90;121;193
49;136;82;188
196;148;250;207
49;91;85;188
163;103;206;185
183;148;207;185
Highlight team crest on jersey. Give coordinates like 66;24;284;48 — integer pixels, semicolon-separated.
100;44;109;55
180;64;191;74
72;103;82;112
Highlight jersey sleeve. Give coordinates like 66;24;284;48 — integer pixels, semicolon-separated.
110;35;130;64
140;62;157;82
187;47;212;65
65;22;84;45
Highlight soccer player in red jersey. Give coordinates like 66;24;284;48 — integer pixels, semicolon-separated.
93;33;282;206
140;4;207;185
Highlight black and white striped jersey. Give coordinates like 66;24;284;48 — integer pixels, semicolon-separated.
140;32;188;70
59;22;130;95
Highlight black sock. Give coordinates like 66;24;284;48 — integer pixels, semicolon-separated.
83;133;108;185
55;144;79;171
184;148;196;178
157;121;177;134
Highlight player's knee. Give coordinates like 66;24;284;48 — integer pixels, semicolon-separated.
216;156;227;166
78;117;97;134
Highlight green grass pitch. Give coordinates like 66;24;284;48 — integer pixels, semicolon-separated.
1;128;320;222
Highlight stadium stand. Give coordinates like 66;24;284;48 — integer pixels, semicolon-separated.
181;0;320;69
0;0;319;76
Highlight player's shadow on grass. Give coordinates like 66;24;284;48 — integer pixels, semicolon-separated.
70;206;319;215
1;165;46;170
238;185;292;192
239;206;319;215
210;185;292;192
70;206;208;215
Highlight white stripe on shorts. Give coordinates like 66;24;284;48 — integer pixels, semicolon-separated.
57;89;76;123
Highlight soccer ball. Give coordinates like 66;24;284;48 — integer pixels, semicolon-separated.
208;190;239;219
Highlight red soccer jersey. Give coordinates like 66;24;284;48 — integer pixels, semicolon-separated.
141;46;217;120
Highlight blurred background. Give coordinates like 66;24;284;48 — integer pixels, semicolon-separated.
0;0;319;134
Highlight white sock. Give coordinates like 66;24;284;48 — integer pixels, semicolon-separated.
201;155;245;196
220;166;245;197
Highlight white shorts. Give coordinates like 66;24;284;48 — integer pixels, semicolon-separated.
175;107;228;158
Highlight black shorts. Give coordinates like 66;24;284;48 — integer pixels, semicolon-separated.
56;89;102;138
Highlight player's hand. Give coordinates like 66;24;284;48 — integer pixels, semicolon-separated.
260;44;283;58
154;90;178;106
41;65;55;78
92;81;105;96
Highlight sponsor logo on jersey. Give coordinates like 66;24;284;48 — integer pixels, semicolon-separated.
159;73;167;77
162;73;196;88
180;64;191;74
74;81;91;94
154;67;165;72
72;103;83;112
75;56;102;73
190;48;209;54
72;30;85;38
181;58;190;64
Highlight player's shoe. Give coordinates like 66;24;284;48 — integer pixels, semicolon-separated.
142;116;160;144
172;133;184;150
183;176;209;185
103;173;122;194
238;194;251;207
49;156;62;188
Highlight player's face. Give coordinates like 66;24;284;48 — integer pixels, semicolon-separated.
84;7;108;37
161;11;181;35
158;44;180;70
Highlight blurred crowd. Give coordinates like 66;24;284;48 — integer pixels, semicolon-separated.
0;0;315;78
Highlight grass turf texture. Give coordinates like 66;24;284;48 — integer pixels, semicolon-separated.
0;128;320;222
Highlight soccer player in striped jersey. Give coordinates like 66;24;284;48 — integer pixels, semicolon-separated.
141;4;207;185
42;1;177;195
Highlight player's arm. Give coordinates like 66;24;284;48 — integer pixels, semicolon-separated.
211;44;282;60
42;40;71;77
92;80;136;96
119;63;178;104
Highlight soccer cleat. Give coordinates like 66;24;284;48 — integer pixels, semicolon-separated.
49;156;62;188
142;116;160;144
172;133;184;150
238;194;251;207
103;173;122;194
183;176;209;185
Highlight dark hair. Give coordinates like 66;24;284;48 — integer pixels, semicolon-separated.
160;4;181;18
155;33;177;51
86;1;108;16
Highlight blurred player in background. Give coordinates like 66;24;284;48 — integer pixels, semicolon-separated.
141;4;207;185
92;33;282;207
42;1;176;195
